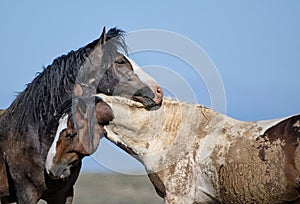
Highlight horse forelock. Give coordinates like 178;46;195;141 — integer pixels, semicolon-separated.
101;27;127;67
75;28;128;94
106;27;127;53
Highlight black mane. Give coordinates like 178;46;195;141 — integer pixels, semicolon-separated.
7;27;126;136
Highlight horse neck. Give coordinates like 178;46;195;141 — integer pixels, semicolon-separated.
5;49;99;153
107;97;216;156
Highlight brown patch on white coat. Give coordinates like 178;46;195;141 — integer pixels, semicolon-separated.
99;94;300;203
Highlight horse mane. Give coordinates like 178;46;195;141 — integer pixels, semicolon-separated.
7;27;127;135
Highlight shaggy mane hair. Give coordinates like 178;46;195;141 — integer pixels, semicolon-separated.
7;27;126;136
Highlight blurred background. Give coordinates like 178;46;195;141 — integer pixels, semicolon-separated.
1;1;300;203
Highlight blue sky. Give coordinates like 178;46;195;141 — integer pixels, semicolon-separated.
1;1;300;173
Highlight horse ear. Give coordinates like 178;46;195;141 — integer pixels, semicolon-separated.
99;27;107;45
95;95;103;104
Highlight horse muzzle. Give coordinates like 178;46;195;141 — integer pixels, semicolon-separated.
47;166;71;179
133;85;163;108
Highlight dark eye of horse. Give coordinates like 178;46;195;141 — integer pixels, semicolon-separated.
115;59;126;65
66;132;77;139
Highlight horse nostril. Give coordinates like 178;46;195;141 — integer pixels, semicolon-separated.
151;86;163;105
155;87;163;99
48;170;57;179
156;87;162;95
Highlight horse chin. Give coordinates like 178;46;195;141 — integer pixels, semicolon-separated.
59;168;71;179
47;166;71;180
131;96;161;110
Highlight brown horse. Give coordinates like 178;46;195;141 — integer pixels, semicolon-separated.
45;96;113;180
41;96;113;203
0;27;163;203
0;97;113;203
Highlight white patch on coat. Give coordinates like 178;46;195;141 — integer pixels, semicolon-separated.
256;113;300;137
45;114;69;173
124;56;158;85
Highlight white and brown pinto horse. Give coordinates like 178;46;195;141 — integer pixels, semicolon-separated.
99;95;300;203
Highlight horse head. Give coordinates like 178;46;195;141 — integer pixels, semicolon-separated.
76;27;163;108
45;96;113;179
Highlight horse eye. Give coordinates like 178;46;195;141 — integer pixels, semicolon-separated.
66;132;77;139
115;59;126;65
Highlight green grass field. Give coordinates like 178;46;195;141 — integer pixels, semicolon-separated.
73;174;164;204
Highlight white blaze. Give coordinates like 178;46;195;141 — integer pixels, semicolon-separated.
45;114;69;172
124;56;158;86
